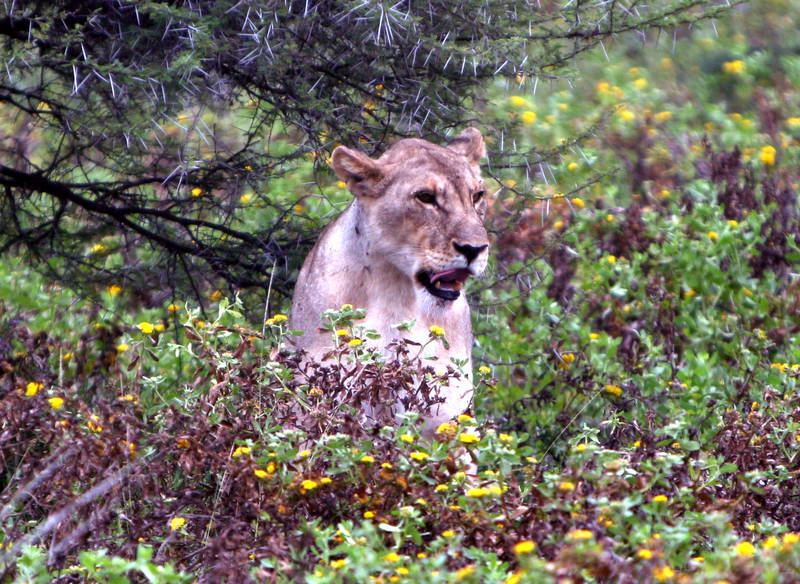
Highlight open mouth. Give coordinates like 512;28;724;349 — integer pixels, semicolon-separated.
417;268;472;301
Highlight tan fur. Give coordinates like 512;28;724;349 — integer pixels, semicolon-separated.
290;129;489;430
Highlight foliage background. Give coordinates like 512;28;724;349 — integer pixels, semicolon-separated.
2;0;800;582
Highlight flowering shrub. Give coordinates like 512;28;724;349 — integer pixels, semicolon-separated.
3;1;800;583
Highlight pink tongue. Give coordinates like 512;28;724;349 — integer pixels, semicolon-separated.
430;268;471;284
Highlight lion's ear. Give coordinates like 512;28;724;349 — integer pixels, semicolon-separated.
447;128;486;165
331;146;383;198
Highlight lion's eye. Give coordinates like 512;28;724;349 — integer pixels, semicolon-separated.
415;191;437;206
472;190;486;205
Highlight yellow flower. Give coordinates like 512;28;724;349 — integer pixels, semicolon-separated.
191;187;203;197
272;314;288;322
734;541;755;557
499;433;513;442
782;532;799;547
266;462;276;473
605;384;622;397
436;422;457;436
360;455;375;463
633;78;648;90
301;479;318;491
117;343;130;353
652;565;675;581
558;481;575;492
239;193;253;204
652;494;669;503
435;484;448;492
570;197;585;209
330;558;347;569
210;290;223;302
787;117;800;128
707;230;719;241
618;108;635;122
429;325;445;337
298;449;311;458
654;111;672;123
506;571;523;584
400;433;414;443
467;487;490;498
455;565;475;580
728;219;739;228
459;432;480;445
90;243;106;254
25;382;43;397
107;285;122;296
637;549;653;560
381;462;393;469
138;321;155;334
169;517;186;531
348;338;362;347
409;451;429;461
254;469;269;479
762;536;779;550
567;529;593;541
48;397;64;410
87;415;103;433
364;511;375;519
722;60;745;74
457;414;474;423
336;328;349;337
760;145;776;166
384;552;401;562
607;254;617;264
514;540;536;555
557;352;576;370
167;303;181;313
441;530;456;538
232;446;251;458
521;111;537;125
509;96;528;108
596;81;610;94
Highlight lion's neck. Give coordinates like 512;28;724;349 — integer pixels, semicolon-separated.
337;202;417;308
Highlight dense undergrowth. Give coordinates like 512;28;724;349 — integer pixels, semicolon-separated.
3;1;800;582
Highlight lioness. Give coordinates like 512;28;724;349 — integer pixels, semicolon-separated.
290;128;489;430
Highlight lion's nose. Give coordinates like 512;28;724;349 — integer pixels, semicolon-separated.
453;242;488;264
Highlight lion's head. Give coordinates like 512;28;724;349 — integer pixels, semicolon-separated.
330;128;489;306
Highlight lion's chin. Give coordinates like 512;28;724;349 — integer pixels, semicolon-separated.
416;268;471;301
